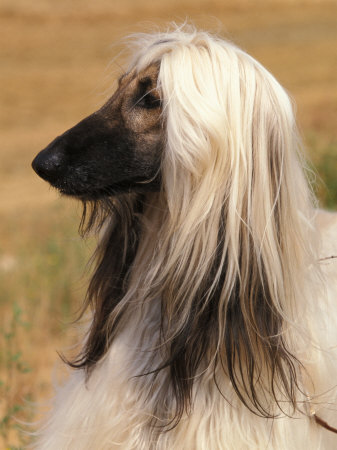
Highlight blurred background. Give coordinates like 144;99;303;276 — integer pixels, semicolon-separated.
1;0;336;446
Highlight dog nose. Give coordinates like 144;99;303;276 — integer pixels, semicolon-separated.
32;141;65;182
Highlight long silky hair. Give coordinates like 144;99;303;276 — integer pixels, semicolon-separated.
69;27;319;427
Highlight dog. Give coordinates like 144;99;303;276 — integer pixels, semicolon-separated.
32;26;337;449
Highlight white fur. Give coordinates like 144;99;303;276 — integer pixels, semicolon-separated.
34;28;337;449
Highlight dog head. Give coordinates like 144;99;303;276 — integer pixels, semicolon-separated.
32;65;163;199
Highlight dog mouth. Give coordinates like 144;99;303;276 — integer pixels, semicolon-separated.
52;175;161;200
32;155;144;199
56;182;134;200
32;143;162;200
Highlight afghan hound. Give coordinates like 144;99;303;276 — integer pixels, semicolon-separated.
32;27;337;449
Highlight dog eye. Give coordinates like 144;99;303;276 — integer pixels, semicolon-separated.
137;92;161;109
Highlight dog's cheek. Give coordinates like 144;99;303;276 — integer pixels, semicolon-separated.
130;130;163;174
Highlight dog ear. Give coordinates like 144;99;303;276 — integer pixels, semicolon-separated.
146;48;312;421
218;68;313;417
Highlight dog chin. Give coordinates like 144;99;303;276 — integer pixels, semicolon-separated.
52;175;161;200
54;182;134;200
56;186;118;200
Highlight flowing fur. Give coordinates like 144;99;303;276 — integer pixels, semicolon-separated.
34;27;337;449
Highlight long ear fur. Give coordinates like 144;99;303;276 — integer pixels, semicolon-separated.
68;27;320;428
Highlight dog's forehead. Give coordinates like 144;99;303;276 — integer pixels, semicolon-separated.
119;64;159;90
138;64;160;84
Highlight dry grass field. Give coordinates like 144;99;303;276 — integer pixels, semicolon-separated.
1;0;336;447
